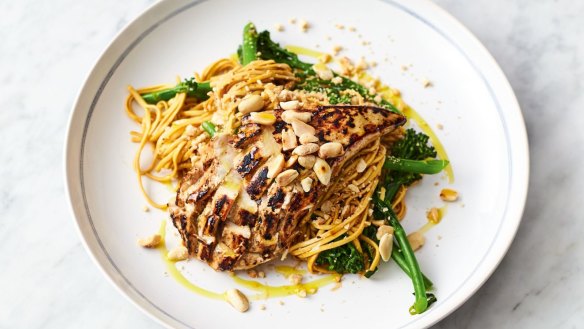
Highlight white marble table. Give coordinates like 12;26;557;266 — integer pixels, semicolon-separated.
1;0;582;328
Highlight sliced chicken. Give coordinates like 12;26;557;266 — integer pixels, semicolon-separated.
169;105;406;271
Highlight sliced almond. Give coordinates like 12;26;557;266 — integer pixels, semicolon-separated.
313;158;332;185
291;120;316;137
292;143;319;156
379;233;393;262
249;111;276;125
298;155;316;168
301;177;313;192
266;154;286;179
356;158;367;173
280;100;300;111
376;225;394;240
167;246;189;261
238;95;264;114
138;234;161;248
281;128;297;151
282;110;311;123
407;231;425;251
439;188;459;202
318;142;344;159
226;289;250;313
275;169;299;186
299;133;319;145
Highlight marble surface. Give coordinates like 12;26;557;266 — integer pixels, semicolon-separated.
1;0;582;328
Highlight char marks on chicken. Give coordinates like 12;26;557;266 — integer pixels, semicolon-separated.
169;105;406;271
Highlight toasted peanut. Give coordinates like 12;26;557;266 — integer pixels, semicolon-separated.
288;274;303;285
226;289;250;313
167;246;189;261
247;269;258;278
286;154;298;167
347;184;360;194
298;155;316;168
238;95;264;114
281;128;297;151
440;188;459;202
301;177;313;192
312;63;333;80
258;270;266;278
267;154;285;179
313;157;332;185
379;233;393;262
249;111;276;125
299;133;319;145
138;234;161;248
356;158;367;173
282;110;311;123
275;169;299;186
291;120;316;137
293;143;319;156
376;225;394;240
320;200;333;213
407;231;425;251
318;142;344;158
280;100;300;111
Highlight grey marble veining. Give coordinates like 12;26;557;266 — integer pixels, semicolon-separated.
0;0;582;328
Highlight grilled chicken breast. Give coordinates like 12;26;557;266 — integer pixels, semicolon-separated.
169;105;406;271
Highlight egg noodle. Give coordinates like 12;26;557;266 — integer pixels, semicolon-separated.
125;58;407;274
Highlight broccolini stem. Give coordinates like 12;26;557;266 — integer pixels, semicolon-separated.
384;157;449;174
202;121;216;137
374;197;428;314
241;23;258;65
140;80;211;104
391;243;433;289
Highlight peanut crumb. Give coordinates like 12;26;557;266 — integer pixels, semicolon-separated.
260;304;267;310
299;19;310;32
279;300;285;305
332;45;343;56
247;269;258;278
319;53;332;64
335;23;345;30
289;18;296;24
348;26;356;32
274;23;284;32
400;65;409;72
258;270;266;278
437;123;444;130
422;78;432;88
297;289;307;298
142;206;150;212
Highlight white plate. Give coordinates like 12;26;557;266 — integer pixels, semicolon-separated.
64;0;529;328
